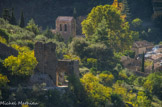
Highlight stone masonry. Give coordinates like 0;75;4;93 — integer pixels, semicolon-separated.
56;16;76;43
34;42;79;86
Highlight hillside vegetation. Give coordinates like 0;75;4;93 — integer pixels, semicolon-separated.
0;1;162;107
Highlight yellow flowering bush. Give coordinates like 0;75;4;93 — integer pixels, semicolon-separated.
3;44;38;76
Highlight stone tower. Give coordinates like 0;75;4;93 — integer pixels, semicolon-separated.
34;42;58;84
56;16;76;43
34;42;80;86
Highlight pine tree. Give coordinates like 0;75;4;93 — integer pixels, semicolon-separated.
10;8;17;25
73;8;77;19
141;52;145;72
152;61;154;73
44;27;54;38
19;11;25;28
122;0;131;21
26;19;39;35
2;8;11;21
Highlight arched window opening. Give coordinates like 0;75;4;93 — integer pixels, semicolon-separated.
64;24;67;31
60;24;62;31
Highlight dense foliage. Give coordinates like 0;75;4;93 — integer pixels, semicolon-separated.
82;5;133;52
0;1;161;107
3;45;38;76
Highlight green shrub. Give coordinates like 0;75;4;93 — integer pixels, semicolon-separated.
34;35;47;42
0;28;9;42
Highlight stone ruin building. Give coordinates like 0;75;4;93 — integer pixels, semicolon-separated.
34;42;79;86
0;42;79;87
55;16;76;43
132;40;154;57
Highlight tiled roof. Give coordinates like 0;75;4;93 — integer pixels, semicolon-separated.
133;40;154;48
56;16;74;22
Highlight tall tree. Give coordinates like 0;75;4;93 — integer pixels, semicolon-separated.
10;8;17;25
43;27;54;38
82;5;133;52
73;8;77;19
141;52;145;72
2;8;11;21
19;11;25;28
82;5;122;38
122;0;131;21
152;61;154;73
26;19;39;35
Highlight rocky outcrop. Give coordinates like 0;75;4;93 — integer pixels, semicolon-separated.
30;72;54;87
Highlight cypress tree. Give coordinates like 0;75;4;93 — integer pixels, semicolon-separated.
44;27;54;38
10;8;17;25
2;8;11;21
122;0;131;21
152;61;154;73
19;11;25;28
73;8;77;19
141;52;145;72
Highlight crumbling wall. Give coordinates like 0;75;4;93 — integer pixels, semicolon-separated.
0;43;18;59
56;60;79;86
57;60;79;76
34;42;80;86
34;42;58;85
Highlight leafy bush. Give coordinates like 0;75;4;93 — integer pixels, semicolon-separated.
0;18;35;43
3;45;38;76
111;94;125;107
99;73;114;86
43;27;54;38
134;76;146;86
70;37;89;59
144;72;162;100
123;50;135;58
10;40;34;49
131;18;143;29
0;74;9;88
86;58;97;68
0;28;9;42
34;35;47;42
80;73;112;106
0;36;7;44
136;91;151;107
63;54;80;62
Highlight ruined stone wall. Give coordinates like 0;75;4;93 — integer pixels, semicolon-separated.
34;42;79;86
0;43;18;59
57;60;79;76
34;42;58;84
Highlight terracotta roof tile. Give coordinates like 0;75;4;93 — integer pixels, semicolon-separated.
56;16;74;22
133;40;154;48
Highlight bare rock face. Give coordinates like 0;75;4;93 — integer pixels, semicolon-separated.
0;43;18;59
34;42;58;85
30;72;55;87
